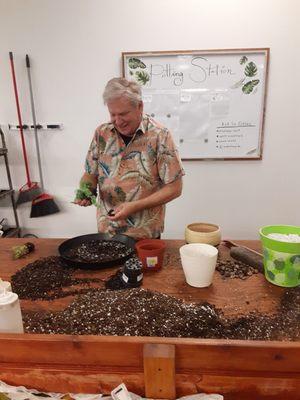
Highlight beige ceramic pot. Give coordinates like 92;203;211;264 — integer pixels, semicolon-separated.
185;222;221;246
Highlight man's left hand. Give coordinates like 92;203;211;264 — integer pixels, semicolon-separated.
108;202;138;221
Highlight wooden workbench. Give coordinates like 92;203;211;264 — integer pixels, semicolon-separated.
0;238;300;400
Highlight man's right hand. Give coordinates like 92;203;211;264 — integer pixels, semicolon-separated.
73;198;92;207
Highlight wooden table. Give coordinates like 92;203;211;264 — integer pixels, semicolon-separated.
0;238;300;400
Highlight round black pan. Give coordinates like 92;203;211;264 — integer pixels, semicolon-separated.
58;233;136;269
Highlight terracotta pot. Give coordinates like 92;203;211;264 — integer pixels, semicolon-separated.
135;239;166;271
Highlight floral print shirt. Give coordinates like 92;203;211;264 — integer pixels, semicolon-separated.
85;114;184;239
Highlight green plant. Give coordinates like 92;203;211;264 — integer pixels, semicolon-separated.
75;182;98;208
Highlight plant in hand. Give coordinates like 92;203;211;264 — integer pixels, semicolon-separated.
75;182;99;208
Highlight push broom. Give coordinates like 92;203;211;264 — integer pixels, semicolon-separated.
9;52;41;205
25;54;60;217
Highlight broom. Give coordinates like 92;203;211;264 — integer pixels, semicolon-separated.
9;52;41;205
25;54;60;218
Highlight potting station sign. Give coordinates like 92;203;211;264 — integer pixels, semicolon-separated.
122;48;269;160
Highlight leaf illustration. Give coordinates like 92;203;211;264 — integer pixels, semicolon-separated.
124;151;150;176
245;62;257;77
126;185;141;202
267;270;275;281
99;161;110;176
290;255;300;265
124;151;140;160
126;216;135;227
135;70;150;85
85;159;92;174
242;80;260;94
128;57;146;69
120;170;152;186
129;70;133;75
98;136;106;152
105;136;117;153
114;186;126;202
147;144;157;163
240;56;248;65
230;77;246;89
274;259;285;271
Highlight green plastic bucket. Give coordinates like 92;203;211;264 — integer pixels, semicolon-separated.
259;225;300;287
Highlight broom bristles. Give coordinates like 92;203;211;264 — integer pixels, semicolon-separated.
30;192;60;218
17;183;42;205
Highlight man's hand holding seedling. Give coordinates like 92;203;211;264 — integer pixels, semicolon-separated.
74;181;98;208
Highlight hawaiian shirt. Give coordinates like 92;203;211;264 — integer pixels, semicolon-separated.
85;114;184;239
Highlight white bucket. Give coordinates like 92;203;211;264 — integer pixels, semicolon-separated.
180;243;218;288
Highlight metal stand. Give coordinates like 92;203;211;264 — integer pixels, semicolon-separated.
0;127;20;237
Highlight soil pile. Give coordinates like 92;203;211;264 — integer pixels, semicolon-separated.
65;240;132;263
22;287;300;340
11;256;101;300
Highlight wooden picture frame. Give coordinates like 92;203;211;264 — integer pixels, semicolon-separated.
122;48;269;160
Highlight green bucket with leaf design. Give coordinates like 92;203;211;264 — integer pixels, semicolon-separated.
259;225;300;287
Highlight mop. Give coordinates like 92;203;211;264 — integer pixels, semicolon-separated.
25;54;60;217
9;52;41;205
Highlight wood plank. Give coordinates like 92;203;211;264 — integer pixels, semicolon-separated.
143;344;176;399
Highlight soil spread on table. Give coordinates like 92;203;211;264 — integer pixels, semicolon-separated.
64;240;132;262
22;287;300;341
216;258;260;279
11;256;102;300
12;250;300;341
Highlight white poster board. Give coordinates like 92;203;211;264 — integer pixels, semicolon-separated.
122;49;269;160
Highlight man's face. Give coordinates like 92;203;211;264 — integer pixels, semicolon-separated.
107;96;143;137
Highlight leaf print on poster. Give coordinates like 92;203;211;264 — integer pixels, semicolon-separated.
242;79;260;94
245;62;258;77
135;70;150;85
128;57;146;69
240;56;248;65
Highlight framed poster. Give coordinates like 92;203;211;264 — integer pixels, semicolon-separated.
122;48;269;160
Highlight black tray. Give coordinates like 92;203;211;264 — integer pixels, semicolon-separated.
58;233;136;269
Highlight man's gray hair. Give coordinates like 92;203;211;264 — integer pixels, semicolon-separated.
103;77;142;105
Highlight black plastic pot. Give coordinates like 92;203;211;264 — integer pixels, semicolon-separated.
58;233;136;270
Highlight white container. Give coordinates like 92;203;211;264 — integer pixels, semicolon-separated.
180;243;218;288
0;280;12;292
0;288;24;333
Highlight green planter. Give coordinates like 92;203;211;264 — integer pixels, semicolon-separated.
259;225;300;287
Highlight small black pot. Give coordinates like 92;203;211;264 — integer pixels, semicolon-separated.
121;257;143;287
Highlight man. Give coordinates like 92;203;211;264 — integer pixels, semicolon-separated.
75;77;184;239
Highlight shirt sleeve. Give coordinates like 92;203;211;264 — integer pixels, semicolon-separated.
157;129;185;184
85;128;100;175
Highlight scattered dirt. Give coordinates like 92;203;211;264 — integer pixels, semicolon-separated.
11;256;102;300
12;253;300;341
216;258;260;279
22;287;300;340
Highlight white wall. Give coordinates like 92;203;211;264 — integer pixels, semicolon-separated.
0;0;299;239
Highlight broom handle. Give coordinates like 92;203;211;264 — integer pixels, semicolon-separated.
9;52;32;186
26;54;45;191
